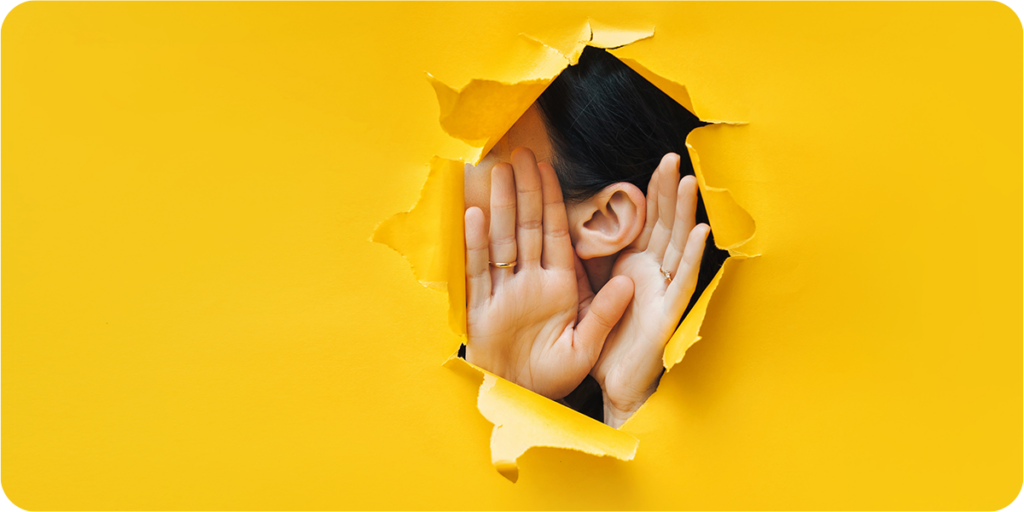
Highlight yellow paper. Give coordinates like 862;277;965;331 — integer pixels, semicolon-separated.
373;157;467;338
448;358;638;483
3;2;1020;508
376;18;754;481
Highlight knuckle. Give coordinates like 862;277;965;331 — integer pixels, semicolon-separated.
589;311;614;330
545;228;570;239
491;233;517;245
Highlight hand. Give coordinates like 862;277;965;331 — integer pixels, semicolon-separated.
590;153;710;427
464;148;634;400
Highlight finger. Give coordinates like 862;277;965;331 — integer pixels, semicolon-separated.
574;252;595;317
660;175;698;275
632;167;659;251
464;207;491;308
574;275;634;367
647;153;681;259
664;224;709;317
489;162;517;280
539;161;573;270
512;148;543;268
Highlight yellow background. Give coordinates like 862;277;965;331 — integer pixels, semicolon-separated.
2;2;1020;509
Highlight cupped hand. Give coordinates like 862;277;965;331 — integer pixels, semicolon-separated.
590;153;710;427
464;148;635;400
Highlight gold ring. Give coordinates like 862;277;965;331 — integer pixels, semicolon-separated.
490;261;517;269
660;267;672;283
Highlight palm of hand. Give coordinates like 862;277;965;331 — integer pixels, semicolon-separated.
589;154;710;426
464;148;634;400
466;265;580;397
593;249;676;412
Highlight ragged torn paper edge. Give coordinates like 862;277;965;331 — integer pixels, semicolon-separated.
373;18;756;482
660;128;759;372
372;156;467;348
428;18;656;167
444;356;638;483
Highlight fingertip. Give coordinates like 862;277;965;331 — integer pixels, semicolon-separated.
687;223;710;243
464;207;482;232
600;275;635;308
465;207;487;244
511;146;534;158
608;274;634;293
661;152;680;169
660;159;680;187
585;275;634;339
677;175;697;198
537;161;557;185
467;207;488;231
538;161;565;205
491;161;513;180
668;154;681;177
510;146;536;164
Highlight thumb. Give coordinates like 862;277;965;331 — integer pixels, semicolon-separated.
574;275;634;365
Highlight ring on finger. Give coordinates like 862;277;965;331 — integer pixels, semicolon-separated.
490;261;517;269
660;267;672;283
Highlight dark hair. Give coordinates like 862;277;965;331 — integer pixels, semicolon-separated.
537;46;730;421
537;46;704;202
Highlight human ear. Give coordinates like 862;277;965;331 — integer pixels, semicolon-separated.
568;182;647;259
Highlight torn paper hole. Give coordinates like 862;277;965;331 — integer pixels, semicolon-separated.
373;18;757;482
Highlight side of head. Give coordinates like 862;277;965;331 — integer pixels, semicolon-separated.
535;46;706;259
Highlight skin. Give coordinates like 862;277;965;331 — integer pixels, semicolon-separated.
464;105;555;226
463;105;708;423
591;154;709;427
463;147;634;400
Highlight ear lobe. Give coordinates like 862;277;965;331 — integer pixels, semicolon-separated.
571;183;647;259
